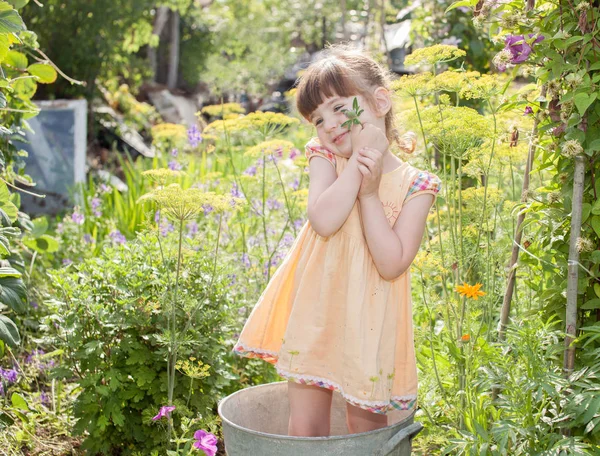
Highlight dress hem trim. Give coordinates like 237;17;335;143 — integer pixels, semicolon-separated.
233;343;417;415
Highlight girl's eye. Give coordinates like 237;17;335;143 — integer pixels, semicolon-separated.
315;119;323;126
334;105;344;112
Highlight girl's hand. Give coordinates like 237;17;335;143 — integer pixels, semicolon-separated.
356;147;383;199
350;122;389;156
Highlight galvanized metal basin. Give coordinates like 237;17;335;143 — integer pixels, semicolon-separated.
218;381;422;455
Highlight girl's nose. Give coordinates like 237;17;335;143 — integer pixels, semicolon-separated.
323;116;337;132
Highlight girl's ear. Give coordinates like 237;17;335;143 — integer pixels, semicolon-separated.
373;87;392;117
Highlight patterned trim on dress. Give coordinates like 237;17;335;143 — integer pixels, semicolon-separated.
405;171;442;202
305;140;337;169
233;342;417;415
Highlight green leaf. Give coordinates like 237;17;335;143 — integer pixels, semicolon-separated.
11;392;28;411
0;267;20;278
573;92;598;116
12;77;36;98
4;49;27;70
590;139;600;152
0;182;17;223
23;234;59;254
582;203;591;223
592;200;600;216
29;217;47;237
0;314;19;347
0;411;14;428
592;216;600;238
582;299;600;310
0;2;24;33
445;0;478;13
27;63;57;84
0;275;27;312
6;0;29;9
594;283;600;298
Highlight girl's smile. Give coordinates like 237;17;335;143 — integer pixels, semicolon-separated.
333;130;348;144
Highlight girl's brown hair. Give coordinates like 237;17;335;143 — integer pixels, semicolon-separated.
295;45;416;154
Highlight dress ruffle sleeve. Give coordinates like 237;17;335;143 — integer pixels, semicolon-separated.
305;138;336;170
404;170;441;204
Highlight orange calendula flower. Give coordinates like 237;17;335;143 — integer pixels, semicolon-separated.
455;282;486;300
461;334;471;342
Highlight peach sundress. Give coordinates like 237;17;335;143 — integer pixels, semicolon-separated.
234;138;441;421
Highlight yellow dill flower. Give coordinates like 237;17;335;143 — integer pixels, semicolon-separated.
245;139;295;158
138;184;245;221
224;113;243;120
391;72;433;97
413;105;493;157
142;168;185;185
200;103;245;119
203;118;244;135
404;45;466;67
432;70;467;93
151;123;188;149
460;73;504;100
244;111;300;130
455;282;486;300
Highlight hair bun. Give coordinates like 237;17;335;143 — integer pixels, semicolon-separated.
398;131;417;154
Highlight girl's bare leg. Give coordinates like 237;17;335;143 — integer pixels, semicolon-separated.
346;402;388;434
287;381;333;437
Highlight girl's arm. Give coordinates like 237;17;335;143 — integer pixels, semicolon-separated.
359;193;434;281
307;154;362;238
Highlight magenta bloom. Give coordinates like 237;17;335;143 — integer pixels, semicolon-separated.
504;34;544;64
193;429;218;456
152;405;175;421
524;106;534;115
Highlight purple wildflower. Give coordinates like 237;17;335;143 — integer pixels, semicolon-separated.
193;429;218;456
152;405;176;421
241;253;251;268
293;218;305;230
62;258;73;266
168;160;182;171
228;274;237;286
91;198;101;210
524;106;534;115
267;198;282;211
243;165;257;176
289;148;300;160
291;178;300;191
504;34;544;64
31;300;39;310
154;210;161;223
56;223;64;234
71;210;84;225
238;306;246;315
159;220;175;237
187;125;203;147
171;148;178;157
40;391;50;406
202;204;214;214
109;230;126;244
283;233;295;246
186;221;199;238
99;184;111;193
0;368;18;383
83;234;95;244
230;183;243;198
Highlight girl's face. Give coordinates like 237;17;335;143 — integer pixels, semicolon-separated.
309;93;386;158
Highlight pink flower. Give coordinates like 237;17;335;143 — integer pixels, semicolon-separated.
524;106;534;115
193;429;218;456
152;405;175;421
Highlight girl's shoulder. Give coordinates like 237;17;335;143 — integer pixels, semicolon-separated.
404;165;442;204
304;137;336;169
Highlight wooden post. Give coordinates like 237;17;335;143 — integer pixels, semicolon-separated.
564;155;585;375
148;6;170;83
167;10;180;90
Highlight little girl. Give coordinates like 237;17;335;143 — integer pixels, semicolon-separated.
234;46;441;437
